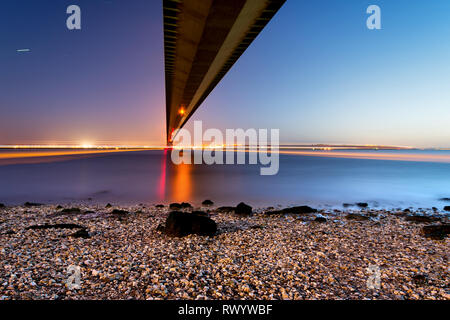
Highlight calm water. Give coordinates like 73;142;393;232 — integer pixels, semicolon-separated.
0;149;450;210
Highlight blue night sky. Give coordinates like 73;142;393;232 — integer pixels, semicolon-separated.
1;0;450;147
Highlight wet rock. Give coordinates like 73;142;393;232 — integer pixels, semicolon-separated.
422;223;450;240
444;206;450;212
24;202;42;207
0;203;5;209
26;223;85;230
164;211;217;237
403;208;411;213
345;213;369;221
60;208;82;215
169;203;182;210
156;224;165;232
405;215;440;223
180;202;193;209
343;203;353;208
216;206;235;213
266;206;318;215
105;203;112;208
250;225;265;230
439;198;450;201
111;209;128;215
356;202;369;208
314;217;327;223
202;200;214;206
155;204;165;208
192;211;209;217
412;274;428;286
235;202;252;216
55;205;63;210
70;229;90;239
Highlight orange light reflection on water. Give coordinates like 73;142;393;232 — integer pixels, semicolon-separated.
171;162;192;203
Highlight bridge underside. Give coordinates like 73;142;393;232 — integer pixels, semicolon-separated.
163;0;285;143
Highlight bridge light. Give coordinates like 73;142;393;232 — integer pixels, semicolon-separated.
178;107;185;116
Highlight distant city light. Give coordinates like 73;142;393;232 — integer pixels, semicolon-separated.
16;49;31;53
81;142;94;149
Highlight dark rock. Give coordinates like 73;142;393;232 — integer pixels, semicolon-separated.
266;206;318;215
105;203;112;208
432;207;438;212
287;206;318;214
169;203;182;210
439;198;450;201
0;203;5;208
405;215;440;223
70;229;90;239
155;204;165;208
412;274;428;286
345;213;369;221
26;223;85;230
192;211;209;217
216;206;235;213
343;203;353;208
60;208;82;215
202;199;214;206
444;206;450;212
156;224;165;232
394;210;408;217
180;202;193;209
111;209;128;215
314;217;327;223
164;211;217;237
3;230;15;235
356;202;369;208
235;202;252;215
422;223;450;240
24;202;42;207
55;205;63;210
403;208;411;213
250;225;265;230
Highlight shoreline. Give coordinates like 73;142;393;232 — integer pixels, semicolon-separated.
0;203;448;300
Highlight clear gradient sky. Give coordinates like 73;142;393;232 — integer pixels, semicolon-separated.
1;0;450;147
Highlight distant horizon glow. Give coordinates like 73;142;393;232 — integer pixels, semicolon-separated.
1;146;450;168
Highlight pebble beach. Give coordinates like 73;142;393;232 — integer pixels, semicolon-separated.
0;203;448;300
